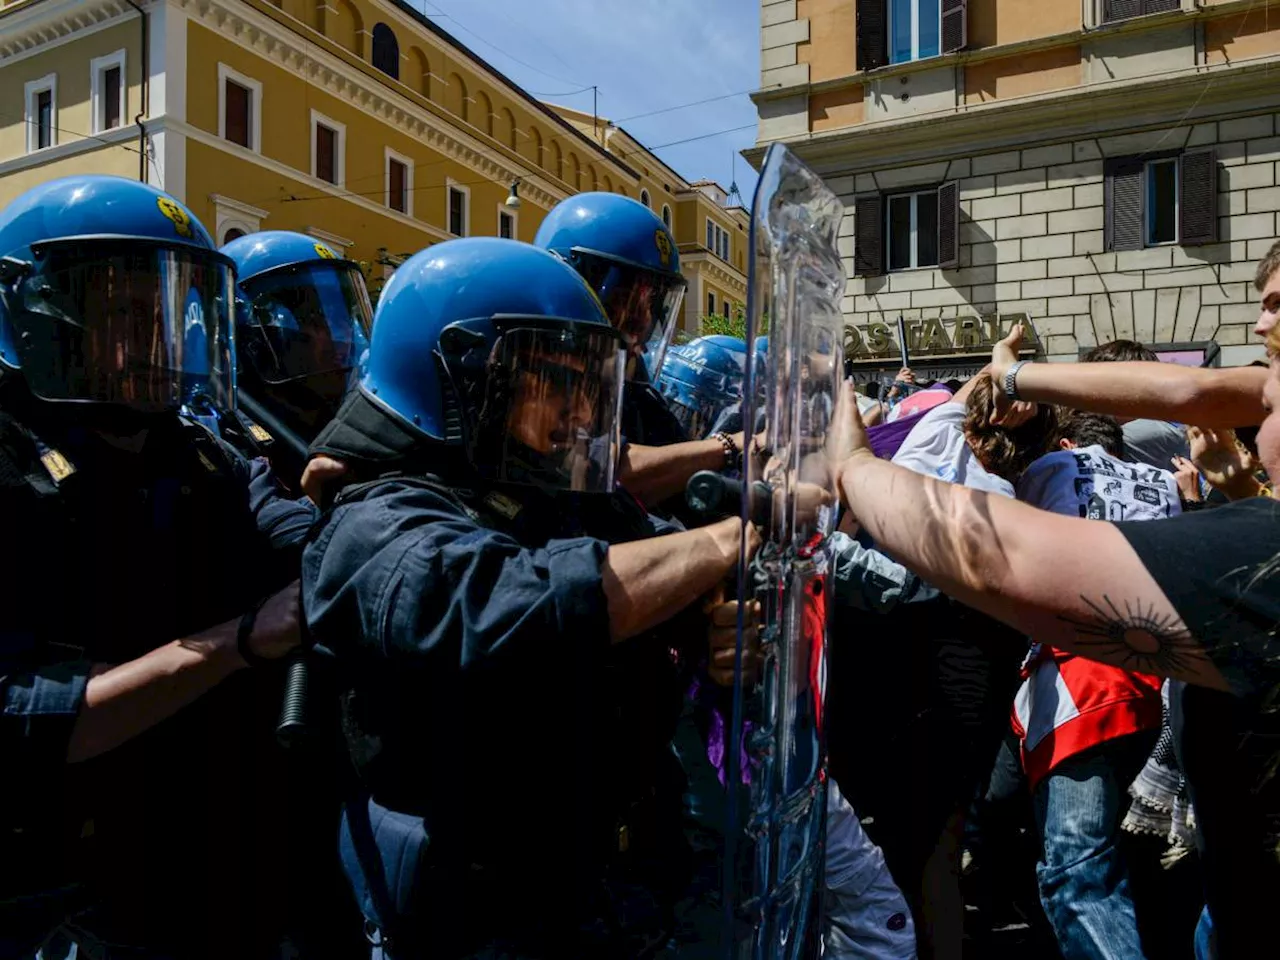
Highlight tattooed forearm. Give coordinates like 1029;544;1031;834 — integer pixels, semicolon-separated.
1059;595;1217;681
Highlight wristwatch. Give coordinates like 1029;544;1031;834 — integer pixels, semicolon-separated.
1003;360;1029;402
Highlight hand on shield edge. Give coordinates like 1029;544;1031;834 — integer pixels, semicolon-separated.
704;593;763;688
301;454;349;505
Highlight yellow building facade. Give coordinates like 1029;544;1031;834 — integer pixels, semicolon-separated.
0;0;749;330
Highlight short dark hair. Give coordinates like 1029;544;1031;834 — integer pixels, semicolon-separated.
1056;409;1125;458
1081;340;1159;363
1255;238;1280;292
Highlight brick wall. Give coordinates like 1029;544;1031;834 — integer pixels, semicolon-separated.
837;112;1279;363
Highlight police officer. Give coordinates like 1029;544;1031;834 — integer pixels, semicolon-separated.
0;176;316;958
656;335;752;440
301;237;758;957
220;230;373;488
534;194;752;509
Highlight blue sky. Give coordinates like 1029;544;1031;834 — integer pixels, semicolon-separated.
408;0;762;203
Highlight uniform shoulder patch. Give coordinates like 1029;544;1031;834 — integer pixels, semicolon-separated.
39;448;75;483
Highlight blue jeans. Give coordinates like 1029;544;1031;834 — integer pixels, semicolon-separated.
1033;734;1154;960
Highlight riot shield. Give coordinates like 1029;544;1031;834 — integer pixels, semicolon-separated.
723;143;846;960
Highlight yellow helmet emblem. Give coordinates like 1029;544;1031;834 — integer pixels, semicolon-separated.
314;243;337;260
156;197;194;239
654;229;673;268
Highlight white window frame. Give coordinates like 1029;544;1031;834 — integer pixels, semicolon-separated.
210;194;268;245
384;147;413;217
24;73;57;153
1144;157;1180;248
888;0;941;65
310;109;346;187
885;188;940;271
446;179;470;237
662;204;672;229
217;63;262;152
497;203;517;240
90;50;127;135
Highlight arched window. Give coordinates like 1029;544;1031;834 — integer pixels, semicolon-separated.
371;24;399;79
531;127;544;167
640;189;651;208
448;73;468;121
476;91;493;136
602;174;613;192
588;166;598;192
501;108;516;150
552;142;563;180
409;47;430;98
222;227;246;243
661;205;672;228
568;153;580;189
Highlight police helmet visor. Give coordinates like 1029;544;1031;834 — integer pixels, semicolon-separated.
239;262;372;386
656;352;745;440
568;249;685;377
472;320;624;493
6;241;235;412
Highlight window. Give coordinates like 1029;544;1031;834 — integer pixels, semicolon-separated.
662;205;672;228
707;291;717;316
310;110;346;186
372;23;399;80
705;220;731;262
223;227;246;244
1104;150;1217;250
640;189;651;209
887;190;939;270
386;149;412;216
218;64;262;152
890;0;940;64
447;181;469;236
853;182;959;277
1146;158;1178;246
24;74;56;152
1101;0;1180;25
90;50;126;134
858;0;965;71
498;207;515;239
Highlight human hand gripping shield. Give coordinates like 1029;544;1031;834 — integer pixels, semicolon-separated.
719;144;846;960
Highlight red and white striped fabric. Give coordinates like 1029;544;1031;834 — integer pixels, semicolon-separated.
1011;646;1162;790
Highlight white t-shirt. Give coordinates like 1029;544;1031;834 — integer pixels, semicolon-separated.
1016;444;1181;522
892;401;1015;498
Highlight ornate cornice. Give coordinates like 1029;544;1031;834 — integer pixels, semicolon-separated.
0;0;136;61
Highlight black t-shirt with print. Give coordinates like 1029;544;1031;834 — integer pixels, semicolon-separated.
1115;496;1280;955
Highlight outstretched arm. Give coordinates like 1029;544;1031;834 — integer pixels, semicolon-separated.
990;324;1266;428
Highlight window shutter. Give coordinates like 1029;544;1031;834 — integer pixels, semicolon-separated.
937;182;960;269
1179;149;1218;247
1103;0;1143;22
857;0;888;72
941;0;967;55
1104;157;1144;252
854;194;884;277
1144;0;1180;13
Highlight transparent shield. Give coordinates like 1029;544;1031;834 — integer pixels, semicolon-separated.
725;143;847;960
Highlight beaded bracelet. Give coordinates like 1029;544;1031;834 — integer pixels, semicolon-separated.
712;431;740;470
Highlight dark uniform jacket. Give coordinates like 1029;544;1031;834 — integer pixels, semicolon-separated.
0;385;316;958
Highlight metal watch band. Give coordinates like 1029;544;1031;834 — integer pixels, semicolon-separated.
1003;360;1029;402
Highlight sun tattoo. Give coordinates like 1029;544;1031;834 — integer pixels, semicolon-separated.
1059;595;1209;678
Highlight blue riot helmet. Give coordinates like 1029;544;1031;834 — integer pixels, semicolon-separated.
362;237;625;492
0;175;235;414
222;230;373;442
656;335;750;440
534;192;686;380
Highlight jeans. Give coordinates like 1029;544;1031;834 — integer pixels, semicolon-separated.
1033;734;1155;960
